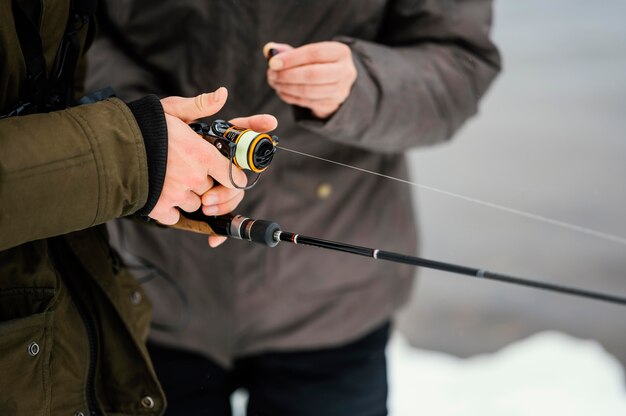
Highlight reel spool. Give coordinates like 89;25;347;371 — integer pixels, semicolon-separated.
190;120;279;189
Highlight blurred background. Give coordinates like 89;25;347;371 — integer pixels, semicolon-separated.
397;0;626;364
391;0;626;412
393;0;626;410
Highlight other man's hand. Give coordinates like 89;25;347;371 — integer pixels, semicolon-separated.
264;41;357;120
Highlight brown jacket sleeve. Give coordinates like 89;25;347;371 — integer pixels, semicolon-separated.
0;98;149;250
296;0;501;153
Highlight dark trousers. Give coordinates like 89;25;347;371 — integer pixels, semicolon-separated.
148;322;390;416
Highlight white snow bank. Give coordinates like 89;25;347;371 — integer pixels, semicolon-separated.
388;331;626;416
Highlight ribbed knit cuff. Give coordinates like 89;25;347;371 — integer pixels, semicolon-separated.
127;95;168;216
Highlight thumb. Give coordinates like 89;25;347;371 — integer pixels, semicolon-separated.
160;87;228;123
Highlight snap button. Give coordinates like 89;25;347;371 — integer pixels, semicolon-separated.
130;290;143;305
141;396;155;409
316;182;332;200
28;341;40;356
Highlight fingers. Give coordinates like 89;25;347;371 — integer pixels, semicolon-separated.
203;186;246;247
150;205;180;225
274;92;339;119
189;175;214;197
178;192;203;213
268;41;348;70
208;235;228;248
201;185;245;216
205;145;248;189
268;62;346;85
269;82;343;100
263;42;294;59
161;87;228;123
228;114;278;133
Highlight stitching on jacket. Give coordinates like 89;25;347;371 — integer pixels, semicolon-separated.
0;154;93;179
65;109;103;226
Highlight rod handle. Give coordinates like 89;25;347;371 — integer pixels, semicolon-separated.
170;211;233;236
170;215;221;236
169;211;281;247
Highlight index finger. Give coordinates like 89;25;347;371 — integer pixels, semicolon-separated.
229;114;278;133
269;42;347;70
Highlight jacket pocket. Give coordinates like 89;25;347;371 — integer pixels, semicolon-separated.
0;308;54;416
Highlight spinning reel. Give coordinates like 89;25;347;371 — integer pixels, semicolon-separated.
190;120;279;189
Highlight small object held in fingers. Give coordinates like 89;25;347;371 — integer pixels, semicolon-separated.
268;48;279;60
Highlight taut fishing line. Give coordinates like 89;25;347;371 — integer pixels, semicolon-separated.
278;146;626;247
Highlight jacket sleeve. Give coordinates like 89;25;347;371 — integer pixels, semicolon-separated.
0;98;157;250
295;0;502;153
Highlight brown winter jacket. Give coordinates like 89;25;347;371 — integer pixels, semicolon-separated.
87;0;501;366
0;0;167;414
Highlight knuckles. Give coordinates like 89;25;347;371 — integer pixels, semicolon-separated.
303;67;323;83
338;42;352;57
187;174;208;192
149;205;180;225
305;44;327;63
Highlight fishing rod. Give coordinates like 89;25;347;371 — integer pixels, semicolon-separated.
173;211;626;306
182;119;625;306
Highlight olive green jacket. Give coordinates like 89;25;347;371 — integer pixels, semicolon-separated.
0;1;164;414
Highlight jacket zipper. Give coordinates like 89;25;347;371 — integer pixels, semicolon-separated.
50;238;99;416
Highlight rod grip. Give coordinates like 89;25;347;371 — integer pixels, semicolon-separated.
170;211;232;236
169;211;282;247
170;215;220;236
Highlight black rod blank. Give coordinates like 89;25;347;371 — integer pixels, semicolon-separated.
277;231;626;306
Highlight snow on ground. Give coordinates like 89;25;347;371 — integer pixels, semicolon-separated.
388;331;626;416
232;331;626;415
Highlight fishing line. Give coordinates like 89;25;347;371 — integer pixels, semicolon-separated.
278;146;626;247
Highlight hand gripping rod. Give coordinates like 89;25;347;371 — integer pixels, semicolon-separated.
172;212;626;306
